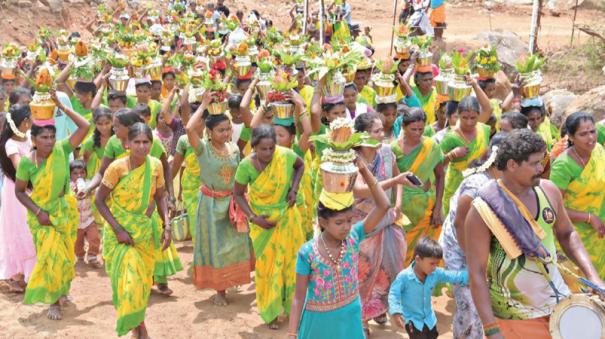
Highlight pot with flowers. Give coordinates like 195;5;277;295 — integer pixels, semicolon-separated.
435;53;453;96
26;66;56;121
515;54;544;99
311;118;378;193
255;49;275;101
373;57;398;100
412;36;433;67
273;49;303;74
107;52;130;91
130;44;155;78
1;44;20;78
306;48;362;98
448;50;472;101
232;42;252;79
394;24;412;60
206;39;224;66
268;69;298;119
56;34;72;63
474;45;500;79
203;69;229;115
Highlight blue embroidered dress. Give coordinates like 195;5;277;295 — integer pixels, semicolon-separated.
295;222;366;339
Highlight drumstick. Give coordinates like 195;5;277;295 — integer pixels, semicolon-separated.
557;262;605;295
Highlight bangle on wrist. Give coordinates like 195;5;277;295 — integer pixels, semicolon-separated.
484;327;501;337
35;207;42;216
287;332;297;338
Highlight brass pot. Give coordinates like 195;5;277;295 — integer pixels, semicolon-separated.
343;67;356;83
256;80;272;101
416;52;433;67
434;74;449;96
520;71;542;99
0;65;15;78
147;62;163;80
235;57;251;78
57;48;71;62
270;101;295;119
66;78;77;90
131;65;147;78
30;91;56;121
373;74;396;97
476;66;495;79
320;162;359;193
208;101;228;115
321;71;346;98
448;76;472;102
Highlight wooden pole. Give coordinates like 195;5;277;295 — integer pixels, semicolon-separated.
570;0;579;47
319;0;324;44
303;0;309;34
528;0;541;54
389;0;399;56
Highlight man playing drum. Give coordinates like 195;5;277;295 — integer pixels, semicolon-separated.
465;129;605;339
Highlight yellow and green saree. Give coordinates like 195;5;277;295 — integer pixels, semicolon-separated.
550;144;605;277
440;123;490;215
16;139;78;305
234;146;305;323
392;137;444;264
102;156;163;336
175;135;201;240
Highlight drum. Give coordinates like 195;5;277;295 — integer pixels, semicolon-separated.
549;294;605;339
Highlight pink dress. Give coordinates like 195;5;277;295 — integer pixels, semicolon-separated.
0;138;36;281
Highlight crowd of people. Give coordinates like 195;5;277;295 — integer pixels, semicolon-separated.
0;1;604;339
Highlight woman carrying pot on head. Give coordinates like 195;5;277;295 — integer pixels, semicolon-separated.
391;108;445;265
14;91;90;320
352;113;413;335
440;96;491;215
95;123;171;339
185;90;252;306
0;104;35;293
550;112;605;278
233;124;305;330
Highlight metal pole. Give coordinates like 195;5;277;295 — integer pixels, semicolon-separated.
570;0;579;47
528;0;540;54
319;0;324;44
303;0;309;34
389;0;399;56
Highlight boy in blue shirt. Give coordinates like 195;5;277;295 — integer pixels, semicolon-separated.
388;237;468;339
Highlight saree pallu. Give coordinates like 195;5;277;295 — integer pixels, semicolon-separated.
181;149;201;241
24;195;78;305
23;144;78;305
352;146;406;321
193;186;251;291
442;124;489;215
103;157;158;336
557;145;605;277
298;150;316;240
393;137;444;264
248;149;305;323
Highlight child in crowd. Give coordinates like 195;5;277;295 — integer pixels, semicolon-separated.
388;237;467;339
70;160;102;269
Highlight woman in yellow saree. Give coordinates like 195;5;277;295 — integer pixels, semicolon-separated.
391;108;445;264
14;95;90;321
440;96;491;215
550;112;605;278
95;123;172;339
234;124;306;329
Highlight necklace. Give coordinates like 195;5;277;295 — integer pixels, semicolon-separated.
320;233;346;266
572;147;588;167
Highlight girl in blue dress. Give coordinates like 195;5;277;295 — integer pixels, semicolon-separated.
287;158;391;339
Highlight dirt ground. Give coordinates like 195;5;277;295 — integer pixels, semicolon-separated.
0;1;603;338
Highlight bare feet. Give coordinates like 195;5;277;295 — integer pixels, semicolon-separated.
211;291;228;306
47;303;62;320
88;259;103;269
374;313;388;325
138;322;150;339
156;283;173;297
268;319;279;330
7;279;24;293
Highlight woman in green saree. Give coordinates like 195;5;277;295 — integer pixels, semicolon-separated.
83;109;181;296
233;124;305;329
14;93;90;321
185;91;252;306
391;108;445;264
96;123;172;339
550;112;605;278
440;96;491;215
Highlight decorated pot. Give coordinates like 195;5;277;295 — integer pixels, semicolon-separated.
109;67;130;92
320;159;358;193
448;75;472;102
234;57;251;78
322;71;346;98
57;47;72;62
373;73;396;98
30;91;56;121
208;100;228;115
256;81;272;101
147;61;163;81
476;66;495;79
434;74;449;96
416;52;433;67
520;71;542;99
270;101;295;119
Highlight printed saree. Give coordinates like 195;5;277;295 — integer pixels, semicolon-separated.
102;156;160;336
392;136;444;265
18;140;78;305
244;146;305;323
550;144;605;277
